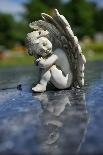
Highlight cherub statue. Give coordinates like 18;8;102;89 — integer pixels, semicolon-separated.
26;9;86;92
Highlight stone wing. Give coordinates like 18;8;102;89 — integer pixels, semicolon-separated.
41;9;86;87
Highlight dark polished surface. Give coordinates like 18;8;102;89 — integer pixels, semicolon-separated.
0;61;103;155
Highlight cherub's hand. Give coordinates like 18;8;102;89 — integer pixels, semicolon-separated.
38;58;46;68
35;57;44;66
35;58;40;66
36;54;58;68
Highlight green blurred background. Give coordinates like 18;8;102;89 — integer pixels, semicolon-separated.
0;0;103;67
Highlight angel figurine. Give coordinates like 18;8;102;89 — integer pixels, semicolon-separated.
26;9;86;92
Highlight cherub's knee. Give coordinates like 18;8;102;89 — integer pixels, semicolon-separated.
41;70;51;83
50;65;63;78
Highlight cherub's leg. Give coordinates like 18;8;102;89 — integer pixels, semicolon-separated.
50;65;72;89
32;69;51;92
32;65;72;92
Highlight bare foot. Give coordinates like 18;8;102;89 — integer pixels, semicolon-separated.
32;84;46;92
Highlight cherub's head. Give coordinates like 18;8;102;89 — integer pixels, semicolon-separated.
26;31;52;57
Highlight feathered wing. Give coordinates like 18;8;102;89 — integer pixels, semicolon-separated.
29;9;86;87
41;9;86;87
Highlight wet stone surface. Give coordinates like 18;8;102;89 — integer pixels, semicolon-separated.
0;62;103;155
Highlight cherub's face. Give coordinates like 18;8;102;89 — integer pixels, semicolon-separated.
26;30;52;57
34;37;52;57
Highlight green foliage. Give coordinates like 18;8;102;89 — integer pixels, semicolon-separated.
0;55;33;67
24;0;49;22
0;13;28;48
83;43;103;61
85;43;103;53
63;0;95;38
24;0;100;38
41;0;61;8
11;21;29;45
94;9;103;32
0;14;15;48
0;0;103;49
24;0;63;23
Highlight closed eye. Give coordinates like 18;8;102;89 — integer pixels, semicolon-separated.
39;31;41;35
43;42;47;46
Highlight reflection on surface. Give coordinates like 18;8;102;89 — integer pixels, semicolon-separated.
0;65;89;155
33;89;88;155
0;89;88;155
0;61;103;155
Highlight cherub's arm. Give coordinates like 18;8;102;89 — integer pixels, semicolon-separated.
37;54;58;68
